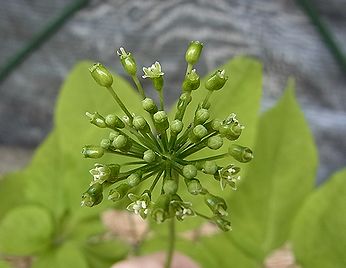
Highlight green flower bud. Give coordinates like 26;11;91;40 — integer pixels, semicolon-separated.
89;63;113;87
108;183;131;201
204;193;228;216
82;145;104;159
109;131;120;141
105;114;125;128
189;124;208;143
194;108;210;125
143;149;157;163
213;215;231;232
153;111;169;132
86;111;106;128
170;119;183;134
81;183;103;207
112;135;132;152
100;138;111;149
133;115;150;133
127;172;142;187
228;144;253;163
151;194;172;223
142;98;158;114
177;92;192;110
203;161;218;175
186;179;203;195
205;70;228;91
163;179;178;194
117;47;137;76
182;69;200;91
211;118;222;131
185;41;203;65
207;135;223;150
183;164;197;179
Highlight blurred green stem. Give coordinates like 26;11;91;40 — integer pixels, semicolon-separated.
164;218;175;268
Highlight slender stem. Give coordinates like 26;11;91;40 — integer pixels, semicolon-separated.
164;218;175;268
202;90;213;108
159;90;165;110
187;153;228;162
106;149;143;159
195;211;211;220
106;86;133;121
185;63;193;76
149;169;164;192
132;75;146;99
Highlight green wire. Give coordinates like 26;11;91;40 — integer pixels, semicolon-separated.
296;0;346;74
0;0;90;83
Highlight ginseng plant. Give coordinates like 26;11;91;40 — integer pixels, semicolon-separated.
81;41;253;268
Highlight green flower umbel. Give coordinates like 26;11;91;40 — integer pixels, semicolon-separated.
81;41;254;232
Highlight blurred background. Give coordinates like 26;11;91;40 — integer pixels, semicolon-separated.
0;0;345;183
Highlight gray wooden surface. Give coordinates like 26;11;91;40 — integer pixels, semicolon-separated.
0;0;345;182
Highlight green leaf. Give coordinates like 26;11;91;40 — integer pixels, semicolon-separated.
228;81;318;260
141;234;257;268
292;168;346;268
23;132;68;222
32;242;88;268
0;261;11;268
0;172;27;218
180;235;258;268
82;239;129;268
0;205;54;255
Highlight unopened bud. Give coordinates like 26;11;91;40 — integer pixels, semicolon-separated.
89;63;113;87
205;70;228;91
105;114;125;128
182;69;200;91
86;112;106;128
183;164;197;179
207;135;223;150
153;111;169;132
185;41;203;65
82;145;104;159
228;144;253;163
117;47;137;76
142;98;158;114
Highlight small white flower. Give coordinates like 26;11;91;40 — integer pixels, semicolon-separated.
89;163;110;185
127;193;151;219
170;200;195;221
142;61;164;79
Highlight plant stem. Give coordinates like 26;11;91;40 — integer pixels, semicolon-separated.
164;218;175;268
132;75;146;99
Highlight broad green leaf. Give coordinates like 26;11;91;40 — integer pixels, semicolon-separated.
81;239;129;268
141;234;257;268
292;168;346;268
23;132;67;222
0;261;11;268
228;81;318;260
0;205;54;255
0;172;26;217
32;242;88;268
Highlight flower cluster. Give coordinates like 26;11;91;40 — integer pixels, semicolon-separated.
81;41;253;231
